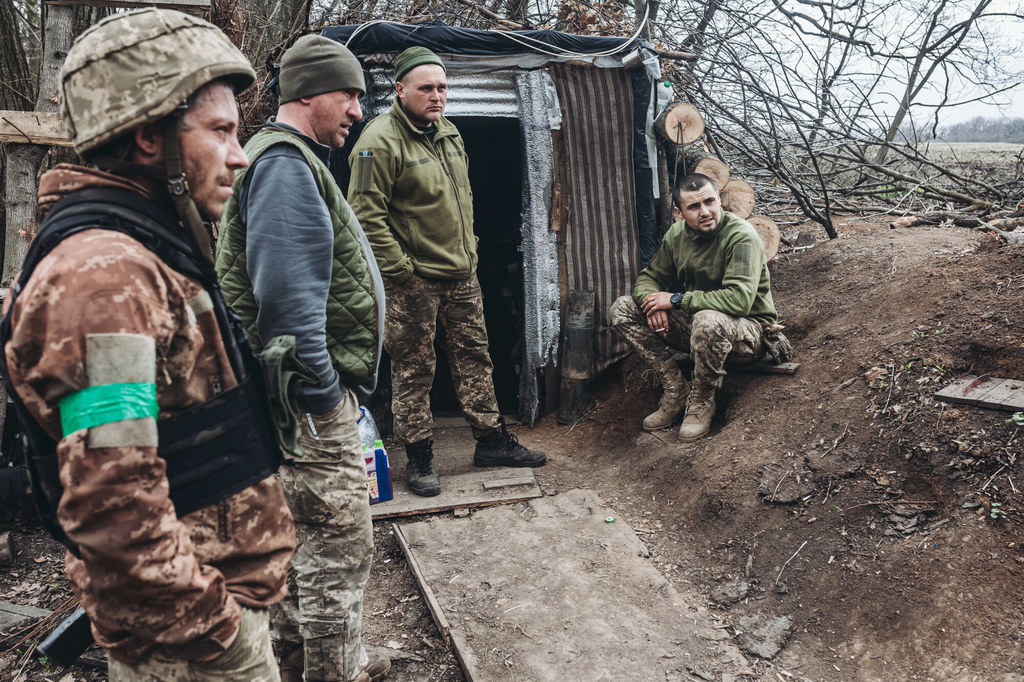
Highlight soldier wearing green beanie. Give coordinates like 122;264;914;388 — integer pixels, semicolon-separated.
217;33;389;682
278;34;366;104
392;45;446;81
349;47;546;499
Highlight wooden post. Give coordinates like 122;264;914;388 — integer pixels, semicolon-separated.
3;144;47;286
557;290;594;425
0;111;72;145
0;531;12;566
44;0;210;12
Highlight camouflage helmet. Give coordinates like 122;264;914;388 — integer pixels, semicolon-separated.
60;8;255;155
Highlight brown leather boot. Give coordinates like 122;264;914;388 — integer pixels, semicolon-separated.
643;359;688;431
678;388;716;442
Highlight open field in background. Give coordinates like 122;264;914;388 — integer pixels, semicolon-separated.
919;141;1024;163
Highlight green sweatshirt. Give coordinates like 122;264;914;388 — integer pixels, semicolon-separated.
632;211;778;325
348;98;476;283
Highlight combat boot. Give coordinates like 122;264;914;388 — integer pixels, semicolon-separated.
361;649;392;681
678;386;716;442
643;358;688;431
406;439;440;497
474;419;546;468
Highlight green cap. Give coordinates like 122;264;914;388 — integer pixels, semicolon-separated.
394;46;446;81
279;34;364;104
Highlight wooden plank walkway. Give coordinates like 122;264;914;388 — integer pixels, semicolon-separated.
935;375;1024;412
370;422;542;520
674;352;800;375
393;489;753;681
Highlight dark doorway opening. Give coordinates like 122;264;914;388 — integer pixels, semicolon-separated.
334;115;525;431
429;116;523;417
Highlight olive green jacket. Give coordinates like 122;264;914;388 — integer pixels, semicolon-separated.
348;98;476;283
632;212;778;325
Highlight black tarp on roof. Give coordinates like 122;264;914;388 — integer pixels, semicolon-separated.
322;21;644;57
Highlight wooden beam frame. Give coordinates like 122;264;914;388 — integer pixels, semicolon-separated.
43;0;210;13
0;111;71;146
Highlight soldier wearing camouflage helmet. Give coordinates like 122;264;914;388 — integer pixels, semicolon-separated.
1;8;295;679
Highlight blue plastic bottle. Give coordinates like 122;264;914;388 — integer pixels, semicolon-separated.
373;439;392;503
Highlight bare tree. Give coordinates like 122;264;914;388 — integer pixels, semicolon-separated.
645;0;1024;232
0;0;34;111
2;3;108;288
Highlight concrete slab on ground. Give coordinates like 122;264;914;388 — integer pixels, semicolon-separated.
0;600;50;632
370;422;541;520
394;488;752;681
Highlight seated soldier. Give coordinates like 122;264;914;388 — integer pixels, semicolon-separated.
610;173;790;441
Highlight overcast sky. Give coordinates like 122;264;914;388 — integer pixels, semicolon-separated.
936;89;1023;126
926;0;1023;126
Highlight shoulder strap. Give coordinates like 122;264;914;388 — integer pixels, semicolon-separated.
3;186;228;382
14;188;209;299
14;187;248;378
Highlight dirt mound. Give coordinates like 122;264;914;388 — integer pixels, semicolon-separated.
531;218;1024;680
3;219;1023;681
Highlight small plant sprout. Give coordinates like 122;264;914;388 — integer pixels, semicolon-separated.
990;501;1006;520
1006;412;1024;427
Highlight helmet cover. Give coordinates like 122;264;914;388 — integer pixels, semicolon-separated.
60;8;255;155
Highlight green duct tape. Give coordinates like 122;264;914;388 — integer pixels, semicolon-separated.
59;382;158;436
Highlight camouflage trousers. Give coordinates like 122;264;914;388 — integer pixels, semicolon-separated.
108;607;279;681
384;273;501;444
609;296;764;394
272;386;373;681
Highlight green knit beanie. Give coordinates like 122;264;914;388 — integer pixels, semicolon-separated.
394;46;446;81
279;35;364;104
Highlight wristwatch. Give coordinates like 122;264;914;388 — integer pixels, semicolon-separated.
670;292;683;309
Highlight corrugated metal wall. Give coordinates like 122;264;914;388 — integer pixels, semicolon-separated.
364;68;520;118
550;63;640;375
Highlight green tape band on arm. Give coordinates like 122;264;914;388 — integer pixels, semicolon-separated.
59;382;159;437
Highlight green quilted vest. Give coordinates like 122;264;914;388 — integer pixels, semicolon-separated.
216;127;379;388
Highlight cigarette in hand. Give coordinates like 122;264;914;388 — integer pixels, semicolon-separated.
654;327;667;332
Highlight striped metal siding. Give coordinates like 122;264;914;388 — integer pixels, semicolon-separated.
550;63;640;373
365;68;519;118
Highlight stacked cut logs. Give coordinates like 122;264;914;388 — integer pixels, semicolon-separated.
656;101;780;260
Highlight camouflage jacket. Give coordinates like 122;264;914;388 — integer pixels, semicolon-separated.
3;164;295;664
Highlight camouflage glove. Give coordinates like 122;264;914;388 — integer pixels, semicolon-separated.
259;335;319;459
762;323;792;364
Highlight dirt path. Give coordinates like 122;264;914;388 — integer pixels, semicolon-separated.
4;218;1023;681
519;219;1024;681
